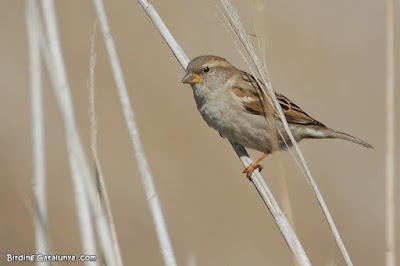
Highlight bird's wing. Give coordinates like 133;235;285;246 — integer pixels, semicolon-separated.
232;72;325;126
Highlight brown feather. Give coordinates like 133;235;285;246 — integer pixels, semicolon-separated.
232;72;325;127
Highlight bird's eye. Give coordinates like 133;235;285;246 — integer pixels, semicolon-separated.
203;66;210;73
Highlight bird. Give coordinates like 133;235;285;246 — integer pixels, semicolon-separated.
182;55;372;179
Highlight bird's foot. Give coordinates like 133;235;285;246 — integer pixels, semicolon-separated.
243;163;264;180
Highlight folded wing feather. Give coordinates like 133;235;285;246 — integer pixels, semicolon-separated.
232;72;325;127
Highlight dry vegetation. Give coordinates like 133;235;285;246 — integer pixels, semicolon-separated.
0;0;397;265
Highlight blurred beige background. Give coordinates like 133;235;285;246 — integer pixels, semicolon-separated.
1;0;399;265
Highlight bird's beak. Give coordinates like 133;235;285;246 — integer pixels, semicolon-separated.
182;73;201;84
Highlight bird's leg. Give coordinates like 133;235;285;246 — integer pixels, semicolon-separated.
243;152;270;180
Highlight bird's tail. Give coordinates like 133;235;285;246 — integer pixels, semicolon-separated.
319;127;373;148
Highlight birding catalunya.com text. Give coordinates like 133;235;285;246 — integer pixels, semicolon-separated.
5;253;97;263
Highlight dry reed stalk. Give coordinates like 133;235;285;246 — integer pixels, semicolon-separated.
138;0;310;264
38;0;119;264
88;22;124;266
40;1;99;262
218;1;353;265
92;1;177;265
385;1;396;266
25;1;49;264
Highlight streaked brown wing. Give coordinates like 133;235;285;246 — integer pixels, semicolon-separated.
275;93;325;126
231;72;266;116
232;72;325;126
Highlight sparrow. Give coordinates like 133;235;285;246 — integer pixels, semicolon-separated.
182;55;372;178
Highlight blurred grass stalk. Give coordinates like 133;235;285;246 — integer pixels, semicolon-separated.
92;1;177;266
218;1;352;265
40;1;99;263
385;0;395;266
32;0;120;264
25;1;49;264
138;0;311;265
88;23;124;266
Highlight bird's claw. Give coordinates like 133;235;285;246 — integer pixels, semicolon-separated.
243;163;263;180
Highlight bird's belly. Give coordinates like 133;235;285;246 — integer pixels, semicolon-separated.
198;102;276;152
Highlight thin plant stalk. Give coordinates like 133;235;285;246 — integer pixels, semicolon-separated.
92;1;177;266
230;142;310;265
385;0;396;265
88;23;124;266
138;0;311;265
218;1;352;265
249;24;295;228
25;1;49;264
38;1;118;264
40;1;98;262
